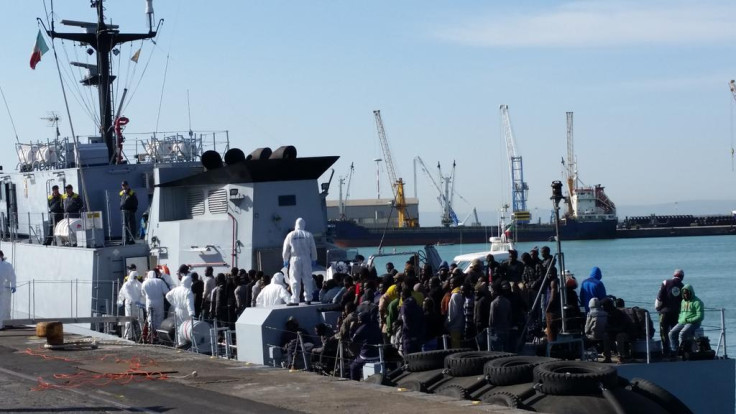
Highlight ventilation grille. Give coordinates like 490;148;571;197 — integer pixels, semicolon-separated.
187;189;205;216
208;189;228;214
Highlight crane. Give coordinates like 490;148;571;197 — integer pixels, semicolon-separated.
414;156;458;227
373;110;417;228
337;162;354;220
729;81;736;170
499;105;531;223
565;112;576;216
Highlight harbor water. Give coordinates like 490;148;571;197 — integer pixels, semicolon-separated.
369;234;736;357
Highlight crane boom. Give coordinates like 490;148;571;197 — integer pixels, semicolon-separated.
565;112;576;216
373;110;417;228
499;105;530;223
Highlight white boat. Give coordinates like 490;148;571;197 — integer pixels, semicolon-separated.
452;235;514;273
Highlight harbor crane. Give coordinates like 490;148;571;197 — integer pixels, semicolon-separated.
729;80;736;170
373;110;417;228
337;162;354;220
414;156;459;227
565;112;576;217
500;105;531;223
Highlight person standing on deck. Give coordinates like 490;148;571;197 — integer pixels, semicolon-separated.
117;268;143;340
119;181;138;244
580;267;607;313
141;270;170;332
655;269;685;356
0;251;17;330
62;184;83;218
44;185;64;245
282;217;318;305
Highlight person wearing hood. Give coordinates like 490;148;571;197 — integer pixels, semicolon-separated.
580;267;607;313
668;284;704;354
255;272;291;307
584;297;611;362
282;217;318;305
117;269;143;340
141;270;170;332
0;251;16;330
165;275;195;346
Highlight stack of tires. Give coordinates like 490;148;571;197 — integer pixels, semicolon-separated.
375;350;693;414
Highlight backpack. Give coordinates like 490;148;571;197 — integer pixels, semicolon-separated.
623;306;654;340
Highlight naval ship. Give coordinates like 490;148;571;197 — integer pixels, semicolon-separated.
2;1;338;324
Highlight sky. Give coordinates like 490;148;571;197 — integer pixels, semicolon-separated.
1;0;735;226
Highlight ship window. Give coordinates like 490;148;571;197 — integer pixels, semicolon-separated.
187;189;205;216
208;189;228;214
278;195;296;206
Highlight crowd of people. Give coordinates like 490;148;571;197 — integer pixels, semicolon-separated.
114;219;707;381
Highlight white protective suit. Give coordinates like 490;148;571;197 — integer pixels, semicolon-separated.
255;272;291;307
0;256;17;330
117;271;143;340
141;271;170;331
165;276;195;346
282;218;317;304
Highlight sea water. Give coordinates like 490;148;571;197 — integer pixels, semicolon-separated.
367;234;736;356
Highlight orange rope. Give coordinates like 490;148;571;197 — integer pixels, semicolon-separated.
22;347;169;391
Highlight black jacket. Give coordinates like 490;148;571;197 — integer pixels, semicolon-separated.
120;189;138;211
48;194;63;213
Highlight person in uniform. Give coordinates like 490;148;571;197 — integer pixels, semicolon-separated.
44;185;64;245
120;180;138;244
0;250;17;330
62;184;83;218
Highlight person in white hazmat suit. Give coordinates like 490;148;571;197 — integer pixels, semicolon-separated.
165;275;195;346
141;270;170;332
255;272;291;307
0;250;17;330
282;218;318;305
117;270;143;340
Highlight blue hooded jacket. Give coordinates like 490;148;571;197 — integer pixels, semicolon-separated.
580;266;607;313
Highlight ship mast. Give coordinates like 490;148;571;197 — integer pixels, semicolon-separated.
47;0;159;164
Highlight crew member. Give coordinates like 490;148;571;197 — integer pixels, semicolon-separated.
120;181;138;244
655;269;685;356
117;266;143;340
0;250;17;330
44;185;64;245
141;270;170;333
282;217;318;305
62;184;83;218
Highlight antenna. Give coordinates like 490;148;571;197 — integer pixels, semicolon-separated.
41;111;62;139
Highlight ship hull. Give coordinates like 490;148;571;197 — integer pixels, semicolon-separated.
328;219;618;247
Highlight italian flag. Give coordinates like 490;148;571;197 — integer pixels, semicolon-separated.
30;30;49;70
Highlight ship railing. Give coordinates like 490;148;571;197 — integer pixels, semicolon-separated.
120;130;230;165
8;279;122;334
15;138;73;171
621;302;727;363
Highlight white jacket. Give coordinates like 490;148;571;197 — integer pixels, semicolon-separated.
255;272;291;307
0;259;16;291
117;278;143;308
282;218;317;264
141;272;170;308
166;277;195;324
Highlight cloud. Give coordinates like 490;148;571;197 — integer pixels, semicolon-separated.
435;1;736;48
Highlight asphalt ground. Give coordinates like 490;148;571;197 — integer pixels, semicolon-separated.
0;327;526;414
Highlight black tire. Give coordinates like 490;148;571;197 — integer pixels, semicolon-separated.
404;348;472;372
482;392;521;408
436;384;468;399
484;356;558;386
444;351;515;377
533;361;617;395
630;377;693;414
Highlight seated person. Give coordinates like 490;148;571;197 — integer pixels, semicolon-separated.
281;317;314;369
349;311;382;381
311;323;338;370
584;297;611;362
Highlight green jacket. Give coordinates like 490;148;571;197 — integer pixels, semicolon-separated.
678;284;704;325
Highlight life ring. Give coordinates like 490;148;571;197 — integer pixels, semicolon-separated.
114;116;130;137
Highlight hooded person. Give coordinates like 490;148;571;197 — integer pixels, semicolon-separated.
584;297;611;362
141;270;170;332
349;310;383;380
0;251;17;330
580;266;607;313
117;270;143;340
282;217;318;305
668;284;704;353
165;275;196;346
255;272;291;307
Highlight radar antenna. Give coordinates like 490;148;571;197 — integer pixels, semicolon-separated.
41;111;61;139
